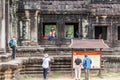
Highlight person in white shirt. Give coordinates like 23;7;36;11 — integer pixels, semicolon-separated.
42;53;50;80
74;56;82;80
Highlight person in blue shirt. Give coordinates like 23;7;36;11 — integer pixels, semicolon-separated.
9;36;17;59
42;53;51;80
82;55;92;80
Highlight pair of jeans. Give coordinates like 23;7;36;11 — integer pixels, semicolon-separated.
48;36;54;41
43;68;48;80
11;46;16;59
85;69;90;80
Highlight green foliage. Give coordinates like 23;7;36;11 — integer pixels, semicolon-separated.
45;25;56;35
66;25;74;38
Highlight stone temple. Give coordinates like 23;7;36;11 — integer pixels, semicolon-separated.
0;0;120;80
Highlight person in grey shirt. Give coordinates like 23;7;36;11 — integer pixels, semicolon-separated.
42;53;50;80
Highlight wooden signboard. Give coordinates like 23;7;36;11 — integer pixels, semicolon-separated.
73;52;101;69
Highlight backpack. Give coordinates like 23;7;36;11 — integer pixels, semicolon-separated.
9;39;13;48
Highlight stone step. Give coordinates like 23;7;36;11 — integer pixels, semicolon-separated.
0;53;12;62
102;55;120;58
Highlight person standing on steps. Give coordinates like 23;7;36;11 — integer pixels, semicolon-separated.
9;36;17;60
74;56;82;80
42;53;51;80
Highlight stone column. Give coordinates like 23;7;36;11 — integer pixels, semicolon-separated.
78;16;82;39
56;15;65;46
30;10;39;46
109;17;114;47
0;14;2;48
0;0;6;53
25;10;30;40
10;0;18;40
25;19;30;40
82;19;88;39
21;10;31;46
19;21;23;39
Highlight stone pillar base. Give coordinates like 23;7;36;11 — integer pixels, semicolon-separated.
22;40;38;46
22;40;31;46
30;42;38;46
0;49;4;54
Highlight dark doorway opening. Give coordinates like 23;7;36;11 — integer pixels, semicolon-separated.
95;26;107;40
118;26;120;40
65;23;79;38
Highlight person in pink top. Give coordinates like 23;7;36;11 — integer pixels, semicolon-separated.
48;28;56;41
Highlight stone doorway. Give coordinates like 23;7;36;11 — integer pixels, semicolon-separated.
94;26;107;40
65;23;79;39
118;26;120;40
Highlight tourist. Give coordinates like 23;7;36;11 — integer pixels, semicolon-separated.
82;55;92;80
75;30;79;38
42;53;51;80
74;56;82;80
98;33;103;39
48;28;56;42
9;36;17;60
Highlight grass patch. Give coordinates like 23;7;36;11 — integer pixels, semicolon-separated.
22;72;120;80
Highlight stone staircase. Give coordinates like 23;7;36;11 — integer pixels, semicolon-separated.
0;46;119;80
0;49;29;80
1;46;119;79
102;48;120;72
15;46;108;76
18;55;72;76
0;53;12;62
51;57;71;73
15;46;73;75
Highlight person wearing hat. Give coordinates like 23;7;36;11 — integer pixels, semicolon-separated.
48;28;56;42
9;36;17;59
42;53;51;80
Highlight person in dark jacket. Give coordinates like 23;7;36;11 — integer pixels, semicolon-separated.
74;56;82;80
82;55;92;80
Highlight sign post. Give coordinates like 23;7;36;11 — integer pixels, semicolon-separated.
72;51;101;80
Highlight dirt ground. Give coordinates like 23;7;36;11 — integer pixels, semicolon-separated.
23;71;120;80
